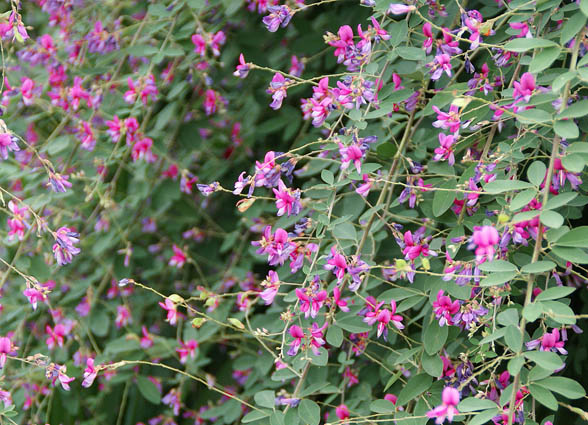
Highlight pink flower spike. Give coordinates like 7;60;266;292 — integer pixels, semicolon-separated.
387;4;416;15
426;386;460;424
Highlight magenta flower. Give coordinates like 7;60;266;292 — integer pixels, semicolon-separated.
169;244;187;268
267;73;289;110
332;286;349;312
510;21;530;39
46;324;67;350
82;358;98;388
296;287;328;319
260;270;280;305
339;141;364;173
273;180;302;216
289;55;305;77
433;290;460;326
324;246;348;283
0;337;15;368
192;34;206;56
140;325;154;348
233;53;250;78
52;227;81;266
7;200;28;241
48;364;75;391
23;287;47;310
115;305;132;328
159;298;179;326
432;105;461;133
177;339;199;364
20;77;35;106
252;226;296;266
336;404;350;420
433;133;456;166
512;72;535;103
526;328;567;354
429;54;452;80
426;386;460;424
423;22;434;53
0;132;20;160
387;3;416;15
288;325;304;356
363;300;404;339
309;322;327;355
131;137;157;162
469;226;499;262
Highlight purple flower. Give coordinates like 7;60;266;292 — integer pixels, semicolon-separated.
267;73;290;110
387;3;416;15
52;227;81;266
0;133;19;160
262;6;293;32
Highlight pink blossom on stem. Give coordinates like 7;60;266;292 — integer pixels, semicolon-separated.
426;386;460;424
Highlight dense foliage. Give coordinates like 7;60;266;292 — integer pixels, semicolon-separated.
1;0;588;424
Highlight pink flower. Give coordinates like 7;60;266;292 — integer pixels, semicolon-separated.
176;339;199;364
423;22;434;54
324;246;347;283
82;358;98;388
526;328;567;354
432;105;461;133
387;4;416;15
288;325;304;356
169;244;187;268
309;322;327;355
131;137;157;162
115;305;132;328
433;133;456;166
336;404;350;420
192;34;206;56
233;53;250;78
52;226;81;266
0;337;15;368
48;364;75;391
426;386;460;424
333;286;349;312
470;226;499;262
339;142;364;173
267;73;289;110
140;326;154;348
0;132;19;160
20;77;35;106
260;270;280;305
273;179;302;216
23;287;47;310
433;290;460;326
296;287;328;319
46;324;67;350
513;72;535;103
7;200;28;241
159;298;178;326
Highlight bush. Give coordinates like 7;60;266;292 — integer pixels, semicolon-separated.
0;0;587;424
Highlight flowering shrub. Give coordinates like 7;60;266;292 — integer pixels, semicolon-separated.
1;0;588;424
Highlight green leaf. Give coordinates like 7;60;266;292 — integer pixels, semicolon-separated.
508;356;525;376
497;308;519;327
484;180;534;194
553;226;588;247
332;222;357;241
504;38;558;52
536;377;586;399
468;408;501;425
321;169;334;185
326;325;343;347
254;390;276;409
516;108;553;124
423;320;448;355
560;13;587;45
458;397;499;412
298;399;320;425
527;161;547;186
370;399;396;413
523;302;543;323
396;374;433;406
529;384;558;410
510;189;538;211
551;246;588;263
544;192;578;210
478;260;518;273
89;309;110;337
529;47;561;73
552;71;577;93
421;351;443;378
270;411;286;425
554;120;580;139
521;261;556;274
395;46;426;61
541;300;576;324
558;100;588;119
186;0;206;10
524;351;564;371
480;271;517;287
335;312;371;333
137;376;161;404
582;0;588;16
478;327;507;345
540;210;564;229
505;325;523;352
243;410;271;423
432;180;457;217
561;153;585;173
535;286;575;301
